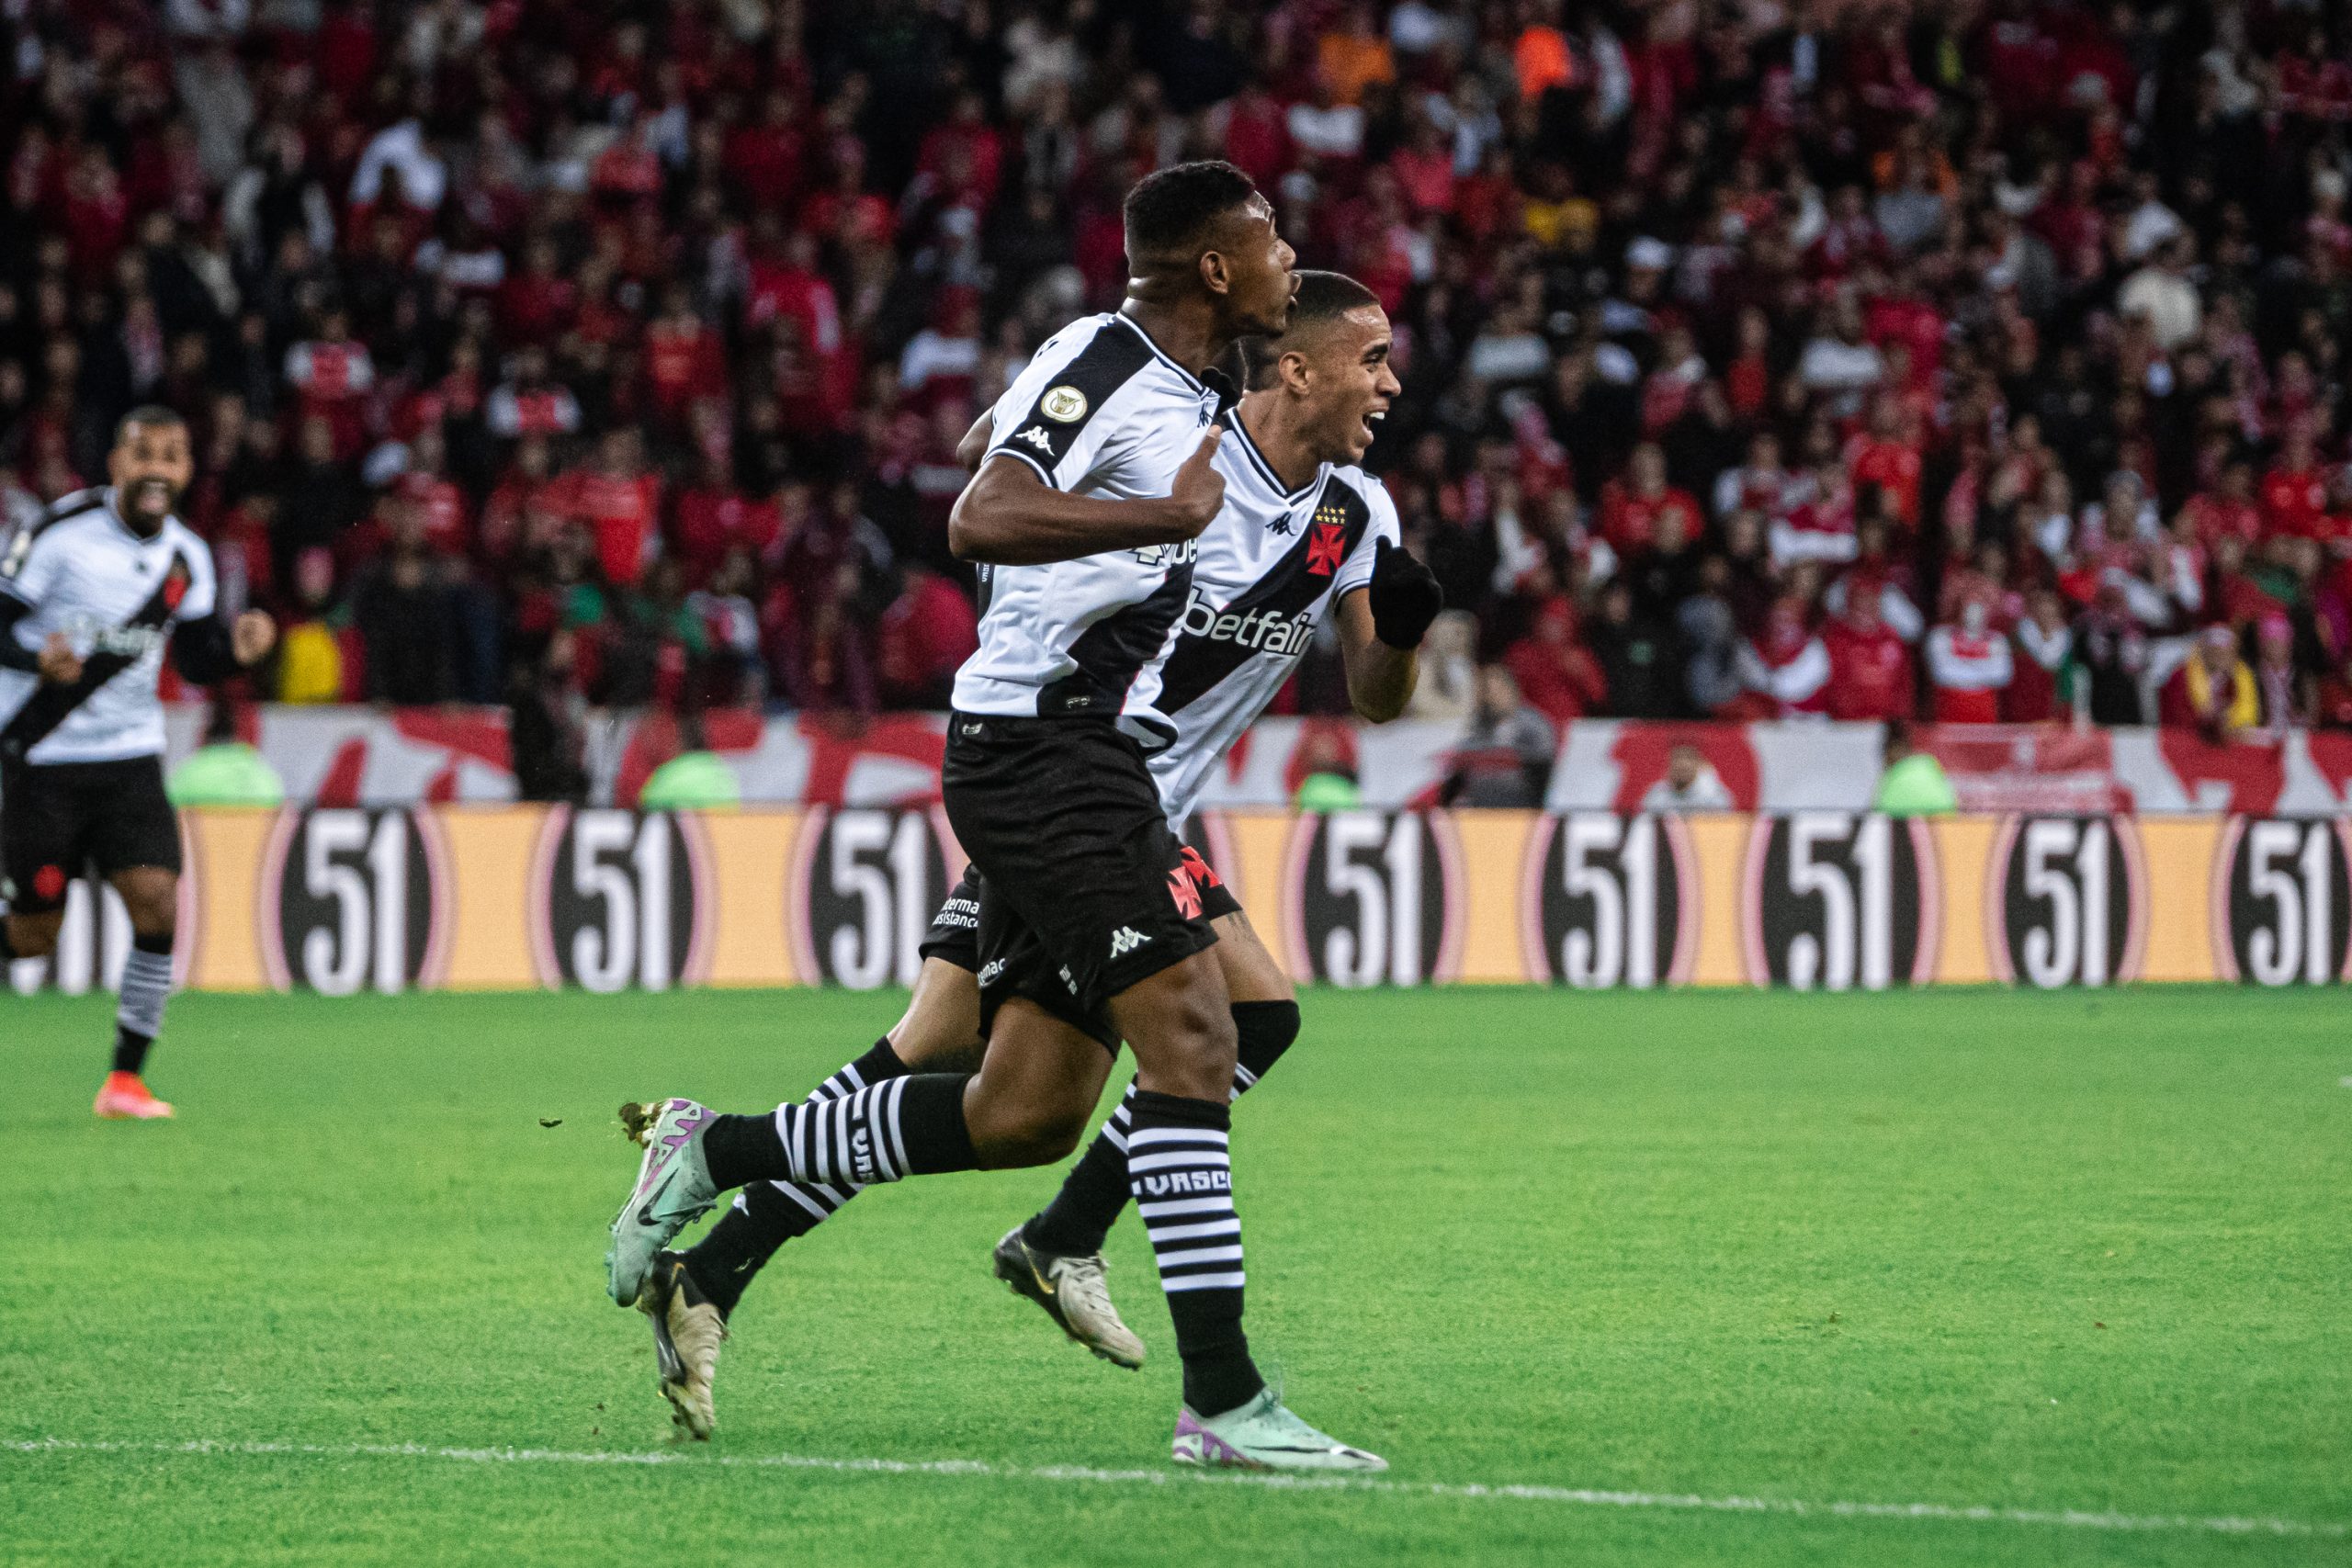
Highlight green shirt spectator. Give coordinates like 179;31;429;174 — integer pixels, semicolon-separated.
1294;772;1363;813
639;750;741;812
1873;750;1958;817
166;742;287;808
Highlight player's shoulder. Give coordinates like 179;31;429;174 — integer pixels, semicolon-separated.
31;487;112;538
159;515;210;558
1317;464;1396;522
1019;312;1189;412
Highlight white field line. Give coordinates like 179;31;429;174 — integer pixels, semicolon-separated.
3;1436;2342;1540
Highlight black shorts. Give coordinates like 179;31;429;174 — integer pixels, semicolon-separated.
941;713;1224;1050
0;755;182;915
920;852;1242;974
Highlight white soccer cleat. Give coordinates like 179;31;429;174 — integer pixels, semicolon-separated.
1172;1389;1387;1472
991;1226;1147;1369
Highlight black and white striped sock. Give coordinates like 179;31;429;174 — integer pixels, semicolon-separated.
687;1039;908;1312
112;932;174;1076
701;1070;976;1191
1127;1089;1263;1417
1024;999;1298;1258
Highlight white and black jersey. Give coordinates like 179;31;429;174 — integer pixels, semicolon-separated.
0;488;219;766
1141;416;1397;824
952;311;1228;743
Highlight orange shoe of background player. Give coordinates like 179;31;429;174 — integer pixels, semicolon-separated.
93;1072;175;1120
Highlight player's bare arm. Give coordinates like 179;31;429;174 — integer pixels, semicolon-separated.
948;433;1226;565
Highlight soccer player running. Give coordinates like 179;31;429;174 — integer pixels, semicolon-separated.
607;168;1397;1469
0;408;277;1116
635;273;1440;1447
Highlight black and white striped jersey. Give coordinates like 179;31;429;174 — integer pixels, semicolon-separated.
952;312;1227;743
1141;414;1397;826
0;488;218;765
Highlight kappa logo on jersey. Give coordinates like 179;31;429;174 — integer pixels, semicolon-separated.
1013;425;1055;453
1040;386;1088;423
1175;586;1315;656
1137;1168;1231;1198
1306;521;1347;577
1109;925;1152;957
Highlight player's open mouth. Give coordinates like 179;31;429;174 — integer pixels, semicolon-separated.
130;479;173;511
1361;410;1386;439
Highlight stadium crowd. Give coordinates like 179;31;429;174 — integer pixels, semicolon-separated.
7;0;2352;776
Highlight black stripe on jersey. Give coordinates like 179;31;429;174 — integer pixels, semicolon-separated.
0;491;105;593
0;547;188;761
1039;559;1197;724
986;321;1155;487
1155;474;1374;716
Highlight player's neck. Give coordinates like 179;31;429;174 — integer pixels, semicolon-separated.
1238;397;1321;493
1116;294;1229;381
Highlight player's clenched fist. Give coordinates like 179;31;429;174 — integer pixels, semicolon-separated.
232;610;277;667
1164;427;1227;536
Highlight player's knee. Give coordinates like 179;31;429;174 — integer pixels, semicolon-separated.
6;912;62;959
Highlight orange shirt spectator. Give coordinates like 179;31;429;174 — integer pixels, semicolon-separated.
1514;24;1575;102
1317;13;1396;107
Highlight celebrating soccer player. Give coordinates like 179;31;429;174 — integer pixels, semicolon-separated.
616;269;1442;1466
0;408;277;1118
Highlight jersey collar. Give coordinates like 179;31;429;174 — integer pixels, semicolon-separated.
1227;407;1326;503
1112;312;1211;398
100;487;168;545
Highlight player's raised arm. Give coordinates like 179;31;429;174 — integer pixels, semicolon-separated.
948;430;1225;565
1337;536;1441;724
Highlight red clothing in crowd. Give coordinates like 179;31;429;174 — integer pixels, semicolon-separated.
1824;616;1912;720
553;469;663;586
876;571;980;706
1925;625;2014;722
1598;481;1704;555
671;486;781;585
2260;463;2329;538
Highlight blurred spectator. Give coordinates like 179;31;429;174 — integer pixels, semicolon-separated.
2162;624;2258;739
1926;596;2015;723
1441;668;1554;808
1872;721;1957;817
1292;726;1363;813
1736;600;1831;719
1641;743;1734;813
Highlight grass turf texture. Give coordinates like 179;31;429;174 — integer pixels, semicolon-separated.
2;987;2346;1567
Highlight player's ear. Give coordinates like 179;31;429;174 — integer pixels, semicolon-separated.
1280;348;1311;396
1198;248;1230;298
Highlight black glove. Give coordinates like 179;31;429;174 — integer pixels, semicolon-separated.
1366;536;1442;649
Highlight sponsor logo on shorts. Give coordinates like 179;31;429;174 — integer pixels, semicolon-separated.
978;960;1006;987
1138;1169;1232;1197
934;897;979;931
1110;926;1151;957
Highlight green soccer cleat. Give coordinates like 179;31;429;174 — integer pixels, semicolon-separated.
1171;1389;1386;1472
606;1099;720;1307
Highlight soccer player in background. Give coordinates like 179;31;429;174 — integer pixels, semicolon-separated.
605;170;1408;1469
0;408;277;1117
628;273;1441;1456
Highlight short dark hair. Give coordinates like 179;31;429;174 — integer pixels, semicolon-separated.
1238;270;1384;389
1123;160;1261;260
114;405;187;445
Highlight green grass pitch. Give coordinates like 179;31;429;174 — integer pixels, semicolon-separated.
3;985;2347;1566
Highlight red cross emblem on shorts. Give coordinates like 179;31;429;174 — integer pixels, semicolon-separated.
1167;864;1203;919
1306;522;1345;577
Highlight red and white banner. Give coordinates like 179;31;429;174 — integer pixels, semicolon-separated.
161;706;2352;818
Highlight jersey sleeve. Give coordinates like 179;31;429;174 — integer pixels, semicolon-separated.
984;318;1157;492
1329;476;1401;599
0;519;64;605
